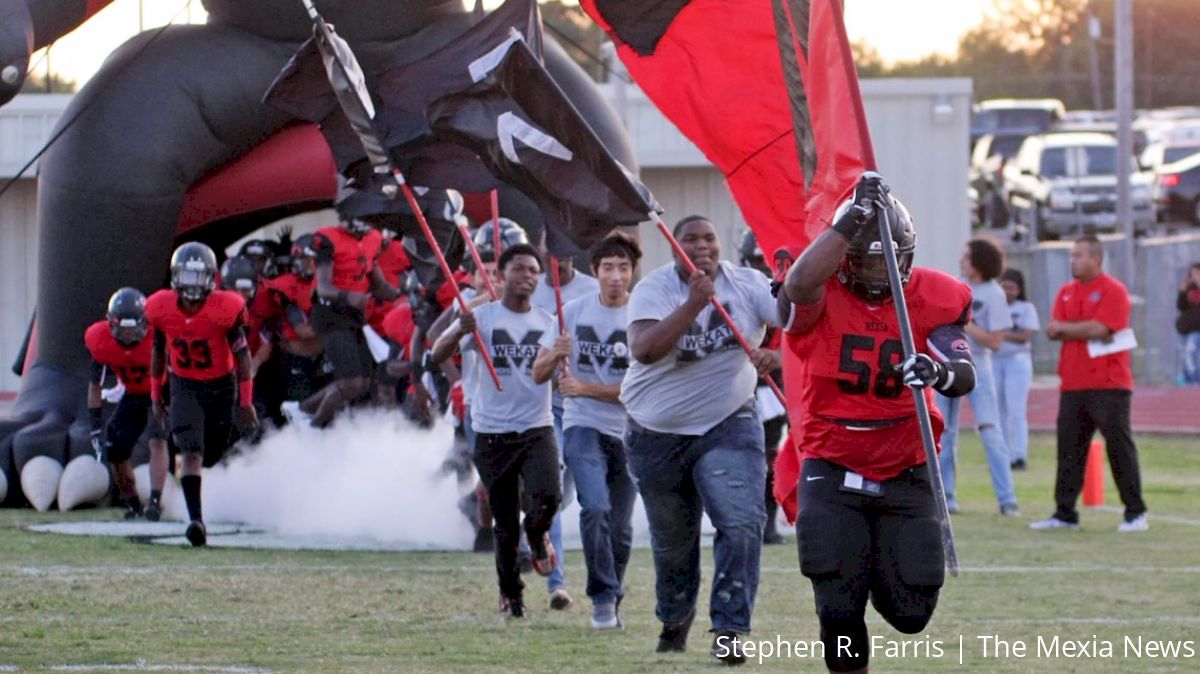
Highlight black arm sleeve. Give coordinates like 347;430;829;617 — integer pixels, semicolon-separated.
226;315;249;354
90;358;107;386
284;302;307;329
927;322;975;398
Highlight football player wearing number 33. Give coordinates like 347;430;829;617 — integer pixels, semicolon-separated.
146;242;259;548
778;172;976;674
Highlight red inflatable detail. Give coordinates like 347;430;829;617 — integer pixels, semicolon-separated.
177;124;338;234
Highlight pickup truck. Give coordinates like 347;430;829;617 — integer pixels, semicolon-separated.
1003;132;1154;241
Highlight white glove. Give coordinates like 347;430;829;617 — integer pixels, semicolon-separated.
901;353;942;389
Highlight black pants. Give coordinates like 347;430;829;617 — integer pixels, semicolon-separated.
105;393;165;464
473;426;562;601
281;350;327;402
169;374;236;468
1055;389;1146;523
312;301;372;381
797;459;944;673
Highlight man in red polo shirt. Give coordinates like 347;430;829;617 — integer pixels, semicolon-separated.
1032;234;1148;532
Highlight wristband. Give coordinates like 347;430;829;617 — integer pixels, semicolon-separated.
150;376;163;402
89;406;103;431
239;378;254;405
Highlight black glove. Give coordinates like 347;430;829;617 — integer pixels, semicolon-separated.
832;172;888;239
89;429;105;461
901;353;944;389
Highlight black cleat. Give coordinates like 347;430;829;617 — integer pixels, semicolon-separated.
144;500;161;522
185;520;207;547
656;609;695;653
123;504;143;520
711;630;748;666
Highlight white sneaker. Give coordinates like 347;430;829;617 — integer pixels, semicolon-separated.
1030;516;1078;530
591;601;621;630
1117;514;1149;532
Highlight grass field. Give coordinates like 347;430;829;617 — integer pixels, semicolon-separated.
0;432;1198;673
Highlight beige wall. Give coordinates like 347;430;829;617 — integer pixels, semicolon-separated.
0;181;38;392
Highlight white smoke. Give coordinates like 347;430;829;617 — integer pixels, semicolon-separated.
201;410;475;549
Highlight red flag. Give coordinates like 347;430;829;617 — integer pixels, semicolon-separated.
581;0;871;259
583;0;878;522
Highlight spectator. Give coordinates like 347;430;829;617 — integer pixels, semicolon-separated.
621;215;780;664
1176;263;1200;385
995;268;1040;470
533;233;641;630
936;237;1019;516
1032;235;1148;532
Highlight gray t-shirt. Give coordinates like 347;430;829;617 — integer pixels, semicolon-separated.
620;261;780;435
968;279;1010;368
997;299;1041;358
532;270;600;409
453;301;555;434
458;288;480;406
540;293;630;439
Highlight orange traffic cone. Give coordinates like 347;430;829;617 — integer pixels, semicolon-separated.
1082;440;1106;507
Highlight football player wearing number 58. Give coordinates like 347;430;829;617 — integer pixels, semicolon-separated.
778;173;976;674
146;243;258;547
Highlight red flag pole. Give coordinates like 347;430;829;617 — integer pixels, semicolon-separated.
459;222;499;301
395;174;502;391
490;189;502;258
649;212;786;408
549;257;566;335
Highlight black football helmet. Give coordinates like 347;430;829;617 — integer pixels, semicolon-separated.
106;287;148;346
170;242;218;303
835;194;917;303
220;255;259;300
342;216;374;237
290;234;318;280
471;217;528;264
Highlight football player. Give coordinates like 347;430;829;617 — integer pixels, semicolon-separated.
265;235;326;403
778;173;976;673
84;288;168;520
147;243;258;546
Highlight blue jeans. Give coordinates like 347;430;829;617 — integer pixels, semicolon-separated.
1182;332;1200;385
563;426;636;604
936;358;1017;510
626;403;766;633
993;353;1033;463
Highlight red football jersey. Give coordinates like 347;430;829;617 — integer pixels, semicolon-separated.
266;273;316;342
84;321;153;395
313;226;382;294
381;298;416;360
145;289;246;381
376;238;411;288
784;267;972;481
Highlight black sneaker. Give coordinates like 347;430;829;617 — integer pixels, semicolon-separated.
762;530;784;545
1011;459;1027;471
122;502;143;520
144;500;161;522
499;595;525;619
656;609;695;653
185;520;207;547
711;630;747;666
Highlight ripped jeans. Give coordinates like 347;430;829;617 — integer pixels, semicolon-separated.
625;402;766;633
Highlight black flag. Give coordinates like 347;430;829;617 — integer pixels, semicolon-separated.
381;30;658;254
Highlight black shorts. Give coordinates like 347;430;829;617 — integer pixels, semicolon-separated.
319;326;373;381
796;458;944;672
104;393;165;464
280;350;327;401
169;373;237;468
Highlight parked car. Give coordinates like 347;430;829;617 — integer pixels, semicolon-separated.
969;133;1026;229
1139;139;1200;173
1004;132;1154;241
971;98;1065;149
1153;153;1200;225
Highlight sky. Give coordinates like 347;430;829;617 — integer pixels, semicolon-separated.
32;0;996;88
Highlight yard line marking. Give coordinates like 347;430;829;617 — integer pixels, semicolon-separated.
46;664;271;673
1092;505;1200;527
